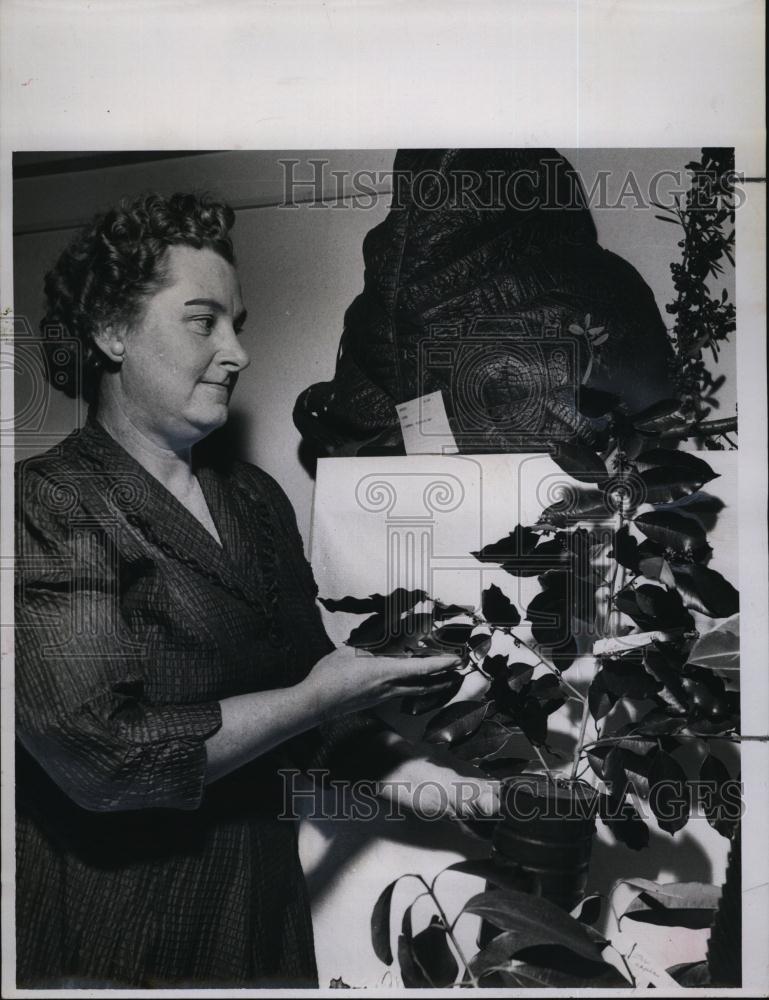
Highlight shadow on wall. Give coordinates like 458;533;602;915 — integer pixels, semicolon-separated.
197;406;322;482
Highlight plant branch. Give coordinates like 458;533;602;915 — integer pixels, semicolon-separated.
532;744;557;780
508;631;585;701
570;695;592;781
419;876;479;987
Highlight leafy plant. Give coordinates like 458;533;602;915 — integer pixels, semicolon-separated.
322;430;740;849
319;148;741;986
653;147;737;448
368;861;731;987
321;421;740;986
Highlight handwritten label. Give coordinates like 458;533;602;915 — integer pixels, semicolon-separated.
608;931;682;989
396;391;458;455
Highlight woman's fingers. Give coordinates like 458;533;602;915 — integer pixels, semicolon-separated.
377;653;462;677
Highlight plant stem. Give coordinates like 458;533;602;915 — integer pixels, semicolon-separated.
493;716;557;780
533;744;556;780
509;632;585;701
570;509;627;782
570;695;592;781
420;877;479;987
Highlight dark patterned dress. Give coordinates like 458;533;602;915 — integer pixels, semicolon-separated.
15;416;377;988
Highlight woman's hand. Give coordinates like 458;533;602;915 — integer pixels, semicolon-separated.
300;645;463;719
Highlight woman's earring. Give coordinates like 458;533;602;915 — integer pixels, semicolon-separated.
113;342;125;363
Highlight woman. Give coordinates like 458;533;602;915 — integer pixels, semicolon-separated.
15;192;497;987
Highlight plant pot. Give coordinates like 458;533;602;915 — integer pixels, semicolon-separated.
478;774;599;949
491;774;599;911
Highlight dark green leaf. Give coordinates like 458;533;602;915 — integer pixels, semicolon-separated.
586;744;611;779
432;622;474;648
320;594;383;614
602;657;662;700
470;931;523;978
699;754;738;837
686;614;739;690
599;753;650;849
550;443;609;485
671;564;739;617
322;588;428;616
346;610;435;654
635;583;678;621
668;961;711;986
612;524;640;571
601;798;650;850
668;491;725;515
383;588;430;616
529;673;566;713
634;583;694;630
371;878;399;964
639;467;714;504
634;510;706;554
644;645;689;714
481;583;521;627
461;889;605;962
346;612;388;649
648;751;689;834
423;700;488;745
446;859;534;894
619;749;654;798
628;706;689;736
527;585;572;648
449;721;528;761
408;916;458;987
571;894;604;926
432;601;475;621
538;489;610;528
631;398;695;436
588;670;617;721
467;632;493;664
400;672;464;715
620;878;721;928
477;653;509;680
472;525;538;565
635;448;718;484
397;933;430;987
479;954;626;987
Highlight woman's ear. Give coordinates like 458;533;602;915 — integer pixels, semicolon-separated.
93;323;126;364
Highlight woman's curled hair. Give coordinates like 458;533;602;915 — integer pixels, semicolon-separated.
40;191;236;403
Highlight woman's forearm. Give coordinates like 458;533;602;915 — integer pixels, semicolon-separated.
205;646;463;785
205;679;330;784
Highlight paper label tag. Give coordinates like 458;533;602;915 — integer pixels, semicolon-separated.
396;391;458;455
607;931;682;989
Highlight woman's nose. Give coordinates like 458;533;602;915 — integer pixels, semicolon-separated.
219;325;251;372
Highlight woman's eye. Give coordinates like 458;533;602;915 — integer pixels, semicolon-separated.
191;315;215;333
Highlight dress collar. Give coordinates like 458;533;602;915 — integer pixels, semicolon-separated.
71;413;267;608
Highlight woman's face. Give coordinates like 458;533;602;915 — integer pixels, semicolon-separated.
110;244;250;449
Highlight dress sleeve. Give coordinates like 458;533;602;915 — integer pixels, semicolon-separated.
15;466;223;813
